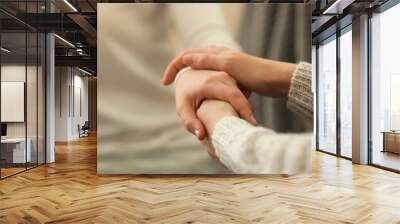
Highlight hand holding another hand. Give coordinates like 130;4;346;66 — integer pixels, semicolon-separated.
197;99;239;159
163;46;297;140
163;47;296;98
174;69;256;140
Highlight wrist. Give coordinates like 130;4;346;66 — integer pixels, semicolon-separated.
174;67;192;87
260;59;296;98
196;100;238;136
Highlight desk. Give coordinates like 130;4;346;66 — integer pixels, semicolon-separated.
1;138;31;163
381;131;400;155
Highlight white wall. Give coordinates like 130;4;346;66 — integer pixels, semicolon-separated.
1;63;46;164
55;67;70;141
71;73;89;138
1;65;35;138
55;67;89;141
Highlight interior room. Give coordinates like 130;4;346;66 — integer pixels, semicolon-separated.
0;0;400;223
313;0;400;172
370;2;400;171
0;10;46;178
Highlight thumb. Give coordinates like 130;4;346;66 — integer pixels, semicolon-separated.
177;104;206;140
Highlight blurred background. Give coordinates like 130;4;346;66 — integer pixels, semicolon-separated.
235;4;312;132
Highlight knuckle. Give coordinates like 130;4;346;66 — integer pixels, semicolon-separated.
226;75;237;84
221;53;237;69
229;92;242;102
203;75;217;85
231;90;242;98
196;55;207;64
237;97;250;108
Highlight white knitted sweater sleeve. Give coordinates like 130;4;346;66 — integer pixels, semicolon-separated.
211;62;313;174
211;117;311;174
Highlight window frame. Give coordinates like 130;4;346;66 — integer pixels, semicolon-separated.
367;0;400;173
0;0;48;180
315;22;353;161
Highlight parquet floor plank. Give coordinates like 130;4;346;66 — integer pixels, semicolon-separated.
1;135;400;223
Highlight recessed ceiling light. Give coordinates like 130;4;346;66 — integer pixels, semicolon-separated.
54;34;75;48
1;47;11;53
78;67;93;76
323;0;354;15
63;0;78;12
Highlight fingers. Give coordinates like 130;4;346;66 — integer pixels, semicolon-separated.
162;47;227;85
182;53;225;71
229;91;257;125
201;139;218;160
206;84;256;125
177;103;206;140
242;89;252;98
179;46;227;56
163;52;186;85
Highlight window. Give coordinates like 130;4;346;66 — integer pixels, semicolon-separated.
370;2;400;171
0;1;47;179
317;36;337;154
339;27;352;158
316;24;353;159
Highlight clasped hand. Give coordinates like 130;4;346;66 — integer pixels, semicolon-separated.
162;47;295;140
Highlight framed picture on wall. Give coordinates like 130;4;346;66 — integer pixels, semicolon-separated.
1;81;25;122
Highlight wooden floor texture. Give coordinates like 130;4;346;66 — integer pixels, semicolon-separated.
1;135;400;224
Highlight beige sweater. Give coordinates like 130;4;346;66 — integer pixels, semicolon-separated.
211;62;313;174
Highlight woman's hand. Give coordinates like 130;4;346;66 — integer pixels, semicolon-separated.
175;69;256;140
163;47;296;98
196;99;238;136
196;99;240;159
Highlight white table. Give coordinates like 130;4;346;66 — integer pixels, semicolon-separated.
1;138;31;163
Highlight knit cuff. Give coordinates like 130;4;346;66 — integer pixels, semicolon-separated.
211;116;275;172
287;62;313;120
210;117;249;169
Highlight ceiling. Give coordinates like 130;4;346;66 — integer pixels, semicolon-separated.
0;0;100;73
1;0;389;74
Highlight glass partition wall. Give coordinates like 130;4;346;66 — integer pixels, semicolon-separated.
315;0;400;172
0;2;46;179
317;35;337;155
339;27;352;159
316;25;353;159
0;31;27;177
370;2;400;171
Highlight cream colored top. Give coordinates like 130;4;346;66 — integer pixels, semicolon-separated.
211;62;313;174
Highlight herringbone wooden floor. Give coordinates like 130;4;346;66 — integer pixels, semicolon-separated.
1;135;400;224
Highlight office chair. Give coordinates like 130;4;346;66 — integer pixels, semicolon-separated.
79;121;90;138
